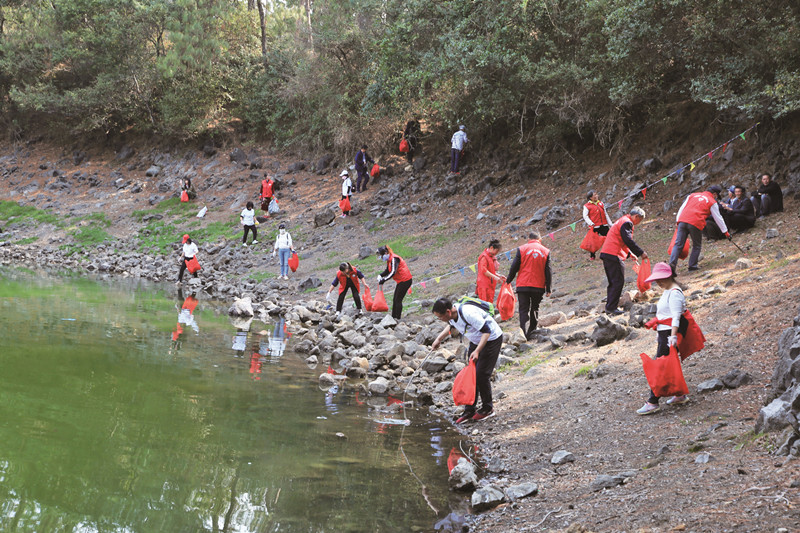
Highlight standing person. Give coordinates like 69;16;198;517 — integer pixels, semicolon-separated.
403;119;420;164
176;234;199;285
340;169;353;218
752;173;783;219
240;201;258;246
581;190;613;260
505;231;552;340
636;262;687;415
450;125;469;174
376;245;413;320
272;223;295;280
259;174;276;217
326;262;370;316
354;145;375;193
476;240;505;303
669;186;729;273
721;185;755;232
431;297;503;423
600;207;648;315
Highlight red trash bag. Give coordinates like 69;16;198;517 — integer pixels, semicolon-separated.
496;282;516;322
362;285;374;312
371;290;389;312
339;197;351;212
185;256;201;273
370;163;380;177
399;139;410;153
180;190;189;202
668;226;690;260
637;258;652;293
579;228;605;253
639;346;689;398
447;448;468;474
288;252;299;273
452;361;477;406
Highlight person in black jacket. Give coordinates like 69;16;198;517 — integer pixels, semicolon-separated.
403;119;420;164
752;173;783;218
721;185;755;232
354;145;375;193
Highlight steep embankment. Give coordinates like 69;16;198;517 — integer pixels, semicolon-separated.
0;134;798;531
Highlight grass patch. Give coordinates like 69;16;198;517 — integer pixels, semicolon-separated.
72;226;114;246
382;235;423;259
733;430;772;452
80;212;112;228
13;236;38;245
0;200;61;226
574;364;595;378
763;258;790;272
521;354;547;373
368;218;388;233
249;271;277;282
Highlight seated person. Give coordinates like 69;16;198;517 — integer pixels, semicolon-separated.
722;185;736;208
181;177;197;200
721;185;755;232
752;173;783;218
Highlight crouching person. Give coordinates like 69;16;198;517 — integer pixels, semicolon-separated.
431;297;503;424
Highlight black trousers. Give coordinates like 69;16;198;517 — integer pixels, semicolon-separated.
517;289;545;339
177;258;198;282
600;253;625;312
243;225;257;243
336;279;362;311
392;279;413;319
356;168;369;192
463;336;503;415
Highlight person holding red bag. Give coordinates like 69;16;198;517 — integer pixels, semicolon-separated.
476;239;505;302
339;169;352;217
325;262;369;316
376;245;412;319
431;297;504;423
581;190;613;260
600;207;648;315
505;231;552;341
176;234;199;285
636;262;688;415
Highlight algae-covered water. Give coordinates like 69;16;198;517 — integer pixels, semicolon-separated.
0;268;469;532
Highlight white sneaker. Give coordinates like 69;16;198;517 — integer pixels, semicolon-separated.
252;240;258;244
636;402;660;415
242;243;248;247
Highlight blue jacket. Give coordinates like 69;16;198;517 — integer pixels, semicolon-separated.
354;150;373;171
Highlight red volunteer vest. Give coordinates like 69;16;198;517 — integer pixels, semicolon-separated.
601;215;633;259
336;268;361;294
677;191;715;230
387;253;412;283
516;240;549;289
585;201;607;226
476;249;499;291
261;179;274;198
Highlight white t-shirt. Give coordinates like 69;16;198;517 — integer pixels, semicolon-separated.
449;303;503;345
240;208;255;226
656;287;686;331
342;177;352;196
274;231;293;250
182;242;198;258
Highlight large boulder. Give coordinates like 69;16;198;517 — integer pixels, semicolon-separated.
420;354;448;373
229;148;249;165
228;297;254;317
590;315;629;347
314;209;336;227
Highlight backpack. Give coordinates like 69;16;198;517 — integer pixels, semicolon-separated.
456;296;496;319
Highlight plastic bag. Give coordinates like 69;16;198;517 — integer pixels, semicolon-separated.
339;197;351;212
452;361;477;406
196;205;207;218
639;346;689;398
496;282;516;322
370;163;380;177
579;228;605;253
362;285;374;311
637;258;652;293
288;252;299;273
668;226;690;260
399;139;410;153
268;198;280;215
185;256;201;274
180;190;189;202
371;290;389;312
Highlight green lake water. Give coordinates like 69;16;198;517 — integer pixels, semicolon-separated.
0;268;471;532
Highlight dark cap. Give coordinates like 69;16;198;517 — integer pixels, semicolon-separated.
707;185;722;194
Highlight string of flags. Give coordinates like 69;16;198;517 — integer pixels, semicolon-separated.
411;123;759;291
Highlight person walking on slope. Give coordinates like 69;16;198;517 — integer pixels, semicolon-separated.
476;239;505;303
376;245;413;320
450;125;469;174
636;262;688;415
505;231;552;340
259;174;275;217
272;223;295;280
431;297;504;423
581;190;613;260
669;185;729;274
354;145;375;193
326;262;369;316
240;201;258;246
340;169;353;217
177;234;200;284
600;207;648;315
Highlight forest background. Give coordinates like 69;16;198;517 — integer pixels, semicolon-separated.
1;0;799;155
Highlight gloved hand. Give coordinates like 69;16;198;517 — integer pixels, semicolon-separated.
272;250;276;257
668;335;678;347
376;276;383;284
724;231;731;240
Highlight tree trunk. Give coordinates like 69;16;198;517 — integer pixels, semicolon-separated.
257;0;266;58
304;0;313;48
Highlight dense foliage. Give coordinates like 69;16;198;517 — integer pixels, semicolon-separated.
0;0;798;152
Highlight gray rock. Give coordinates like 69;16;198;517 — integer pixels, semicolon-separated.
340;330;366;348
319;373;336;387
314;209;335;227
287;161;306;173
697;378;724;393
486;457;506;473
721;369;753;389
449;458;478;491
643;157;662;172
530;206;549;222
755;398;795;434
380;315;398;328
695;452;713;464
368;376;390;394
358;244;373;259
471;486;506;511
590;315;629;347
145;165;160;177
228;297;254;317
551;450;575;465
315;154;334;172
298;277;322;291
412;156;426;172
538;311;566;328
420;355;448;373
590;474;624;492
735;257;753;269
504;482;538;501
229;148;248;165
765;228;779;239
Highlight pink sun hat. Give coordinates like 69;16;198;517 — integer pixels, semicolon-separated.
645;261;674;283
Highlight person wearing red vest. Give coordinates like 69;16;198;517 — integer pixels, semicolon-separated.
600;207;648;315
581;190;613;260
376;245;413;319
505;231;552;340
258;175;275;217
326;262;369;315
669;185;729;273
476;239;505;303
